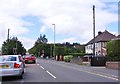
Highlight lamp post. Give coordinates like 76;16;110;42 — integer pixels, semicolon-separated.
93;5;95;57
7;29;10;41
52;24;56;57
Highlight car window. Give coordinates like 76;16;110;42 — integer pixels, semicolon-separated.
0;56;16;61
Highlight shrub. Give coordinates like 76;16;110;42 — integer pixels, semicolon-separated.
107;40;120;61
64;55;73;62
65;53;85;57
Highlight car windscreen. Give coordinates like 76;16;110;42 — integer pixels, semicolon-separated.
0;56;17;61
25;55;31;58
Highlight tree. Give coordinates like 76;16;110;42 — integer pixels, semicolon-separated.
28;44;51;58
107;40;120;61
2;37;26;55
55;46;65;56
29;34;49;57
35;34;48;45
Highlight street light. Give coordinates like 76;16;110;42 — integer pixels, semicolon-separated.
52;24;56;57
93;5;95;57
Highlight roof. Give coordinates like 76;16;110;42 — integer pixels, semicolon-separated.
117;34;120;38
86;30;116;45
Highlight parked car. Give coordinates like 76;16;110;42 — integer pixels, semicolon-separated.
0;55;25;79
24;54;36;64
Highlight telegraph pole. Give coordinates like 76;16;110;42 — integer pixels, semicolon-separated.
93;5;95;57
7;29;10;54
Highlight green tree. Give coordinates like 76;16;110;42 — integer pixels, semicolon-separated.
2;37;26;55
29;34;49;57
35;34;48;45
28;44;52;57
107;40;120;61
55;46;66;56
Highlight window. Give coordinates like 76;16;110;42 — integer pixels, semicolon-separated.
0;56;16;61
102;42;107;47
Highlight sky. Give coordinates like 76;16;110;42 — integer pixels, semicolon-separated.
0;0;119;50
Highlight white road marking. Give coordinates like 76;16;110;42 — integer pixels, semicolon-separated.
57;63;118;81
40;66;45;70
46;71;56;79
93;71;118;78
80;70;118;81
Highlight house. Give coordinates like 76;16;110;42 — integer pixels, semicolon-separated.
0;48;2;55
85;30;116;56
117;34;120;38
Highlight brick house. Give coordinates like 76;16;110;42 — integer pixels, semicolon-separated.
85;30;116;56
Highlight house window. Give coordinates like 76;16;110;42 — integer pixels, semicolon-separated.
90;45;93;49
102;42;107;48
95;43;98;48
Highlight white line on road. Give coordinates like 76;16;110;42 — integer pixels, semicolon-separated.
81;70;118;81
40;66;45;70
46;71;56;79
57;62;118;81
93;71;118;78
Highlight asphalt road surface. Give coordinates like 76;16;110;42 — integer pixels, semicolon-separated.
1;58;119;84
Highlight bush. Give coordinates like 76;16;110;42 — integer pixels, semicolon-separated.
64;55;73;62
107;40;120;61
65;53;86;57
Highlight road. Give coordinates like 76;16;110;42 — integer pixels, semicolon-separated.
1;58;119;84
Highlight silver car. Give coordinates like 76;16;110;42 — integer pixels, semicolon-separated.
0;55;25;79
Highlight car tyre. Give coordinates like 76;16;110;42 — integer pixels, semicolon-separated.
22;70;24;74
33;60;36;64
19;74;23;79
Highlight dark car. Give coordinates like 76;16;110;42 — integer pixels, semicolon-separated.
24;55;36;64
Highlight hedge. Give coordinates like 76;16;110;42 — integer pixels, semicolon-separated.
64;55;73;62
65;53;86;57
107;39;120;61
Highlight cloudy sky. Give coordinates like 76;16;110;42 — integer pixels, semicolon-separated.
0;0;119;50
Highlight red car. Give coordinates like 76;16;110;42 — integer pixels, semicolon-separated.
24;55;36;64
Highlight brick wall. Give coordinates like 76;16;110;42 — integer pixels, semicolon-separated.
106;62;120;70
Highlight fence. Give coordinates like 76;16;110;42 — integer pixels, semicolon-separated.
90;56;106;66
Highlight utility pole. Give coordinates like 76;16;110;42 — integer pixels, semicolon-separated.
15;37;17;54
7;29;10;54
7;29;10;41
93;5;96;57
52;24;56;57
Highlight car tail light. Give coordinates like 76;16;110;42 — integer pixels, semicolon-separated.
25;58;29;60
14;63;20;68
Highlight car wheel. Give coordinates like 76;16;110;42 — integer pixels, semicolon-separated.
33;60;36;64
18;74;23;79
22;70;24;74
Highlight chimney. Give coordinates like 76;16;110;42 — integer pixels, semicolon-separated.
98;31;102;35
